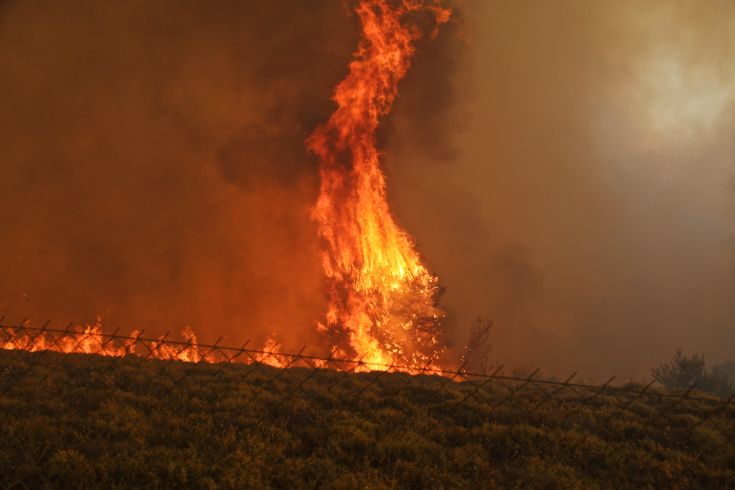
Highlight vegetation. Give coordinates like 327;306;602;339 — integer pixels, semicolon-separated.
460;318;493;374
712;361;735;393
0;349;733;489
652;349;735;397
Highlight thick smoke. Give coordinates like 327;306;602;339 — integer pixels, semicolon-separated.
2;0;733;375
0;0;358;349
387;0;735;376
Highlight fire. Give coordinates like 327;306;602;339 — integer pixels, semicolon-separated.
0;320;289;368
0;320;207;362
308;0;450;370
0;1;452;374
0;320;134;357
254;334;287;368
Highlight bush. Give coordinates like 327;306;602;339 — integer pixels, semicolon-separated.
652;349;734;396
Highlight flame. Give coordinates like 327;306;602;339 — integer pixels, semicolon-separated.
308;0;450;371
0;320;209;362
254;333;287;368
0;1;452;374
0;321;291;368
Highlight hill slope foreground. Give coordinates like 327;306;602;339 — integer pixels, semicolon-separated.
0;350;733;488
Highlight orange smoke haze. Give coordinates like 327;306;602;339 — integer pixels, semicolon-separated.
1;0;734;376
385;0;735;376
0;0;356;352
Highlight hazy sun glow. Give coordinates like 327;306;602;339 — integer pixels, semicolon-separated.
641;54;732;136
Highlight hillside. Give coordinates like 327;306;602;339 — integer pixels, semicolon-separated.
1;349;733;488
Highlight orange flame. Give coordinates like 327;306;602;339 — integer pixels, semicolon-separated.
0;320;207;362
1;320;132;356
0;1;451;374
0;321;294;368
308;0;450;371
254;333;287;368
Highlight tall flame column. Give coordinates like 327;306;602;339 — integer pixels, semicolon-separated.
307;0;450;370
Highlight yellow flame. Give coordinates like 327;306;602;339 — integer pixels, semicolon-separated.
308;0;450;371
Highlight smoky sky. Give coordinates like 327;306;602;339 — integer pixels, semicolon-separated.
0;0;360;349
1;0;733;376
386;0;735;376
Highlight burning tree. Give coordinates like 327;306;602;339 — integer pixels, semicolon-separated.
308;0;451;371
